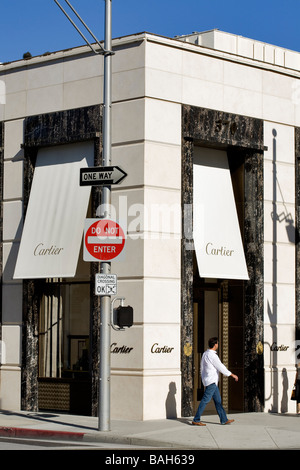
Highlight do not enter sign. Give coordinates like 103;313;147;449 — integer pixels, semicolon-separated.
84;219;125;262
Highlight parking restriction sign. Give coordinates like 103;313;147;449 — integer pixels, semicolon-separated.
84;218;125;262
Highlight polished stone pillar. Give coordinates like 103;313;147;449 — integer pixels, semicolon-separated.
244;149;264;411
0;121;3;340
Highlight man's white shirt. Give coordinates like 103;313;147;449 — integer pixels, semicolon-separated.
201;349;232;386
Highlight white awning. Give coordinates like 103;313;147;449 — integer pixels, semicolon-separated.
14;141;94;279
193;147;249;280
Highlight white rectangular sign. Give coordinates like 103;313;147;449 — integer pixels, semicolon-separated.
95;273;117;296
193;147;249;280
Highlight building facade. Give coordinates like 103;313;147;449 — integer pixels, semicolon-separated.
0;29;300;420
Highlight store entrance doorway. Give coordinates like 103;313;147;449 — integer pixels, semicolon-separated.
193;268;244;415
193;282;219;413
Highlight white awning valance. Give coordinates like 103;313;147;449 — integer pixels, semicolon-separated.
14;141;93;279
193;147;249;280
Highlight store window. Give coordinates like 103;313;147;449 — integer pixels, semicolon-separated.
37;246;92;415
39;280;90;379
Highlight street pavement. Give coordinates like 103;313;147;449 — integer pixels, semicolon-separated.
0;409;299;451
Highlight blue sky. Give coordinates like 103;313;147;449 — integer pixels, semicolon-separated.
1;0;300;63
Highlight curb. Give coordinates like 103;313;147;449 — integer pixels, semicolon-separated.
0;426;85;441
0;426;200;449
83;433;199;449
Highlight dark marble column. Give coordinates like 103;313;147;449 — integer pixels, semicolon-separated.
181;105;265;415
244;150;264;411
21;280;40;410
90;137;102;417
21;147;39;410
181;135;194;417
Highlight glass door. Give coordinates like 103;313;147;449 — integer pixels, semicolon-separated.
193;283;220;414
38;280;91;415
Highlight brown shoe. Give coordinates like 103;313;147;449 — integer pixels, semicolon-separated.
223;419;234;425
192;421;206;426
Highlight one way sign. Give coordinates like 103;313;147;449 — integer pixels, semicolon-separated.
80;166;127;186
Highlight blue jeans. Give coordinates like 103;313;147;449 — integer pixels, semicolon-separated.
193;383;228;424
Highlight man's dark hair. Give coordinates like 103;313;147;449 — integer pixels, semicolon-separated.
208;337;218;349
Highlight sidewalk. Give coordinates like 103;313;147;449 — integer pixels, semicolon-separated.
0;410;299;450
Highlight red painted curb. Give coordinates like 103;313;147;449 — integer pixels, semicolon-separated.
0;426;85;441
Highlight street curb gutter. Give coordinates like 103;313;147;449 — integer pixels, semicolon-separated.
81;433;200;449
0;426;200;449
0;426;85;441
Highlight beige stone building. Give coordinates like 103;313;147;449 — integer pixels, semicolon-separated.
0;29;299;420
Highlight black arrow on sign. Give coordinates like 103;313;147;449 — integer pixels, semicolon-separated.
80;166;127;186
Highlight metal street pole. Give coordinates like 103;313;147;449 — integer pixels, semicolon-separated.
52;0;113;432
99;0;112;432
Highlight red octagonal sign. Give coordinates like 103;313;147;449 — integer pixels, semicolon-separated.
84;219;125;261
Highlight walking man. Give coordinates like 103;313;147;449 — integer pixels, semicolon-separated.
192;337;238;426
